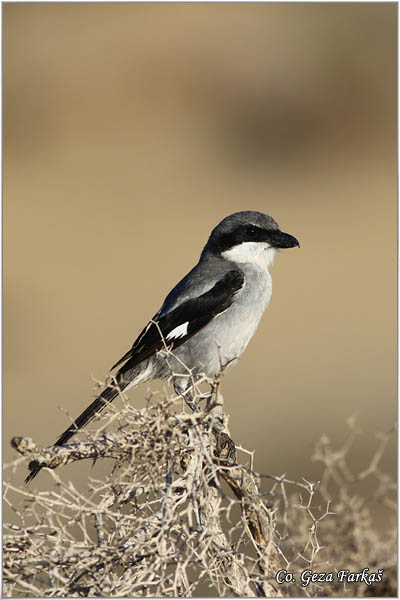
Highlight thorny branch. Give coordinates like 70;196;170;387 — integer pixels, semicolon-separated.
4;385;397;598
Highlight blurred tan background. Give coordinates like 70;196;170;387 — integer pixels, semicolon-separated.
4;3;396;499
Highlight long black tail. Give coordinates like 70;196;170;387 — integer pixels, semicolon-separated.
25;384;123;484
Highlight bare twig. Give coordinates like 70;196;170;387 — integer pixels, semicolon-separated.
4;389;396;598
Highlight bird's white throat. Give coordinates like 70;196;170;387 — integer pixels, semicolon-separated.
221;242;278;269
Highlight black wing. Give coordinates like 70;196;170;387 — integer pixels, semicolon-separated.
112;269;245;375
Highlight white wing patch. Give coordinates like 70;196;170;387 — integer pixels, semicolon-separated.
166;321;189;341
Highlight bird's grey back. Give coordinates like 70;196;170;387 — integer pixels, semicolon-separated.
159;252;229;316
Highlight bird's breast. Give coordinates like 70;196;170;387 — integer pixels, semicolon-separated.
200;267;272;373
169;267;272;380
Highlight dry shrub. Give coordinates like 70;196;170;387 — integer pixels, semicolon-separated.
4;383;397;597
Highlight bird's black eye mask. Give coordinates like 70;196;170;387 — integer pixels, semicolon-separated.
210;225;299;254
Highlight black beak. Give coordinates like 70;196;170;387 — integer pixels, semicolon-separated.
268;230;300;249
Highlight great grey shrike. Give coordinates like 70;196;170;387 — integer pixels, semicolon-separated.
26;210;299;483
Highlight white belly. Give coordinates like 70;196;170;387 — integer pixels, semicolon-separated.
173;266;272;379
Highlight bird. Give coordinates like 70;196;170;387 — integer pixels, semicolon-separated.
25;211;299;483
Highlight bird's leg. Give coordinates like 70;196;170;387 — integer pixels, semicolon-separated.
173;378;200;413
184;391;200;413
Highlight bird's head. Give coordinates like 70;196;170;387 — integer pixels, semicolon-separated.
203;211;300;269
